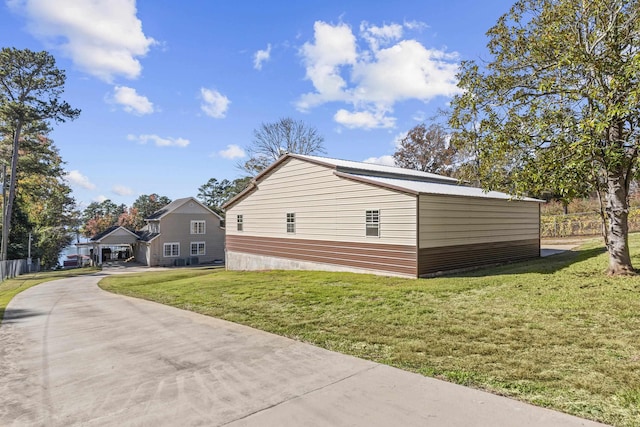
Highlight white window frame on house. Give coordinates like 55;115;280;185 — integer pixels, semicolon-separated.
237;214;243;231
190;241;206;256
286;212;295;233
365;209;380;237
163;242;180;257
190;220;206;234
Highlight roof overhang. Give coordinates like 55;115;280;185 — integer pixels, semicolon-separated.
90;226;140;243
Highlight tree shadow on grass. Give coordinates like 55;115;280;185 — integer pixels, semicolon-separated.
0;308;45;325
448;246;608;278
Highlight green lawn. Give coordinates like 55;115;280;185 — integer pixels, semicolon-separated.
0;267;99;324
99;237;640;427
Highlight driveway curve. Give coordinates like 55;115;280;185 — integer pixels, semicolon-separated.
0;268;607;426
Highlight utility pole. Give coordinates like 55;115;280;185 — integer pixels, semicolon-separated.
1;163;6;262
27;232;32;272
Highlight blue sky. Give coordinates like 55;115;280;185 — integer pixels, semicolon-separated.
1;0;510;209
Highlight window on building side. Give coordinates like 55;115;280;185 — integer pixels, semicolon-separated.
286;212;295;233
191;220;206;234
237;214;243;231
190;242;205;256
366;210;380;237
163;242;180;257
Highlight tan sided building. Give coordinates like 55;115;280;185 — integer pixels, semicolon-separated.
135;197;225;267
223;154;542;278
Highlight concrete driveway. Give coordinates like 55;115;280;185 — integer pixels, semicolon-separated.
0;268;607;426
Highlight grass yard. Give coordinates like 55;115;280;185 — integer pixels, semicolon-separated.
99;237;640;427
0;267;99;324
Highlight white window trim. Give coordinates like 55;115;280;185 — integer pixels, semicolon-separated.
190;220;206;234
365;209;380;238
190;241;206;256
163;242;180;257
237;214;243;232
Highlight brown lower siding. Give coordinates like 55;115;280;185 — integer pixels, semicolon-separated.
226;235;417;276
418;239;540;276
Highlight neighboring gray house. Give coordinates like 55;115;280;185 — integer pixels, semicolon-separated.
135;197;225;267
223;154;543;278
87;197;225;267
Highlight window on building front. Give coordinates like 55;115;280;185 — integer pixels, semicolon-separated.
163;242;180;257
190;242;205;256
190;220;206;234
366;210;380;237
286;212;295;233
237;214;243;231
149;222;160;233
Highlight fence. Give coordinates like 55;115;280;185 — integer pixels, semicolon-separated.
541;209;640;238
0;258;40;283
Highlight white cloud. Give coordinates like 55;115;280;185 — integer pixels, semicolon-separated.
360;21;403;51
298;21;357;111
297;20;461;130
404;20;428;31
127;134;190;147
65;170;96;190
112;185;134;196
112;85;154;115
363;155;396;167
253;44;272;70
8;0;156;82
393;131;408;148
200;88;230;118
411;110;427;122
218;144;245;159
334;109;396;129
94;195;107;203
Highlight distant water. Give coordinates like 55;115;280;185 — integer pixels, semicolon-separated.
57;238;90;266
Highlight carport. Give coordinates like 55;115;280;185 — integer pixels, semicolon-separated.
85;226;139;265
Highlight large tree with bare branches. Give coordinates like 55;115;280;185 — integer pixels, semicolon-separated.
239;117;325;175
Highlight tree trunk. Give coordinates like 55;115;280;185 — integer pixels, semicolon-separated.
1;121;22;262
596;189;609;247
605;169;634;275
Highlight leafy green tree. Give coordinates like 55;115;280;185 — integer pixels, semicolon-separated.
228;176;251;197
119;193;172;230
0;129;77;267
133;193;171;220
393;123;457;176
0;48;80;261
81;199;125;237
198;178;231;216
198;177;251;216
239;117;325;175
449;0;640;275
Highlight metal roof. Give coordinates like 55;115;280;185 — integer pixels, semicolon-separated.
292;154;458;184
222;153;543;209
346;174;543;202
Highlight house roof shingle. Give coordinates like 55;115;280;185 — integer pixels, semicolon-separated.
90;225;121;242
88;225;143;242
145;197;220;220
136;231;160;242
